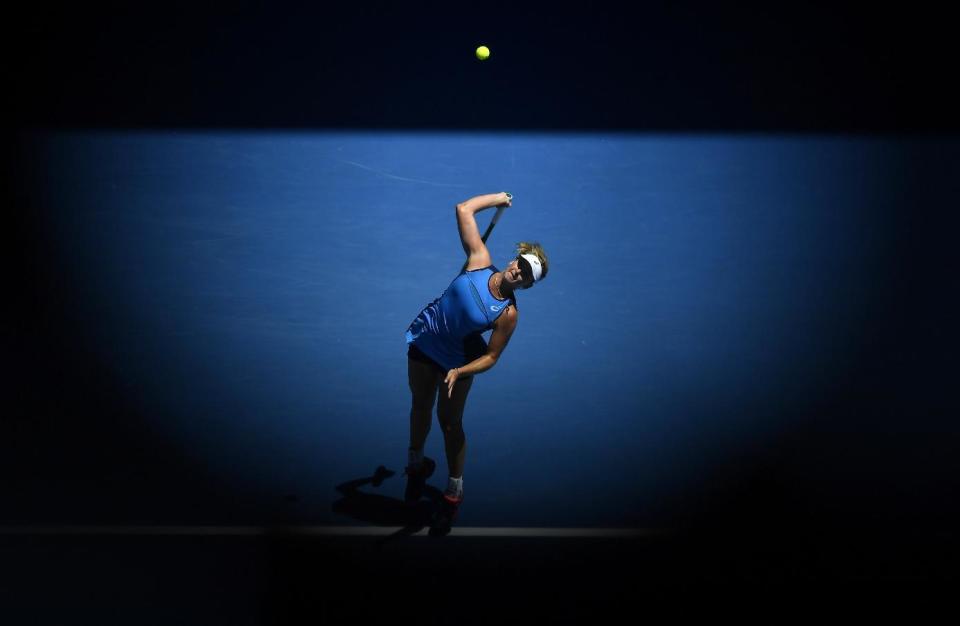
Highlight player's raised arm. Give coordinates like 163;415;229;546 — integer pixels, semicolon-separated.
455;192;511;270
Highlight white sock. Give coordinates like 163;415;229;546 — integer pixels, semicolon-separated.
445;476;463;499
408;447;424;467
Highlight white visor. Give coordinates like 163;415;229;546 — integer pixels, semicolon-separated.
519;253;543;283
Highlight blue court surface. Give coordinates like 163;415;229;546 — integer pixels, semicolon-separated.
9;130;931;524
4;130;958;621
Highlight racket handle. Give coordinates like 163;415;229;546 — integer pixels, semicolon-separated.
482;205;506;243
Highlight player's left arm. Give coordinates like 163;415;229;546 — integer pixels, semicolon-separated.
443;306;518;397
484;305;518;362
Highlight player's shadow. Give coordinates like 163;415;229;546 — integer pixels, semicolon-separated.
332;465;443;542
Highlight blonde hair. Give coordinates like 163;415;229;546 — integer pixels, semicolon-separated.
516;241;549;282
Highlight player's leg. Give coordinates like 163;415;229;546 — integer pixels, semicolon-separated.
430;376;473;535
437;374;474;498
407;348;442;456
406;348;442;501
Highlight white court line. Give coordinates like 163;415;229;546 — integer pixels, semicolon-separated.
0;526;665;538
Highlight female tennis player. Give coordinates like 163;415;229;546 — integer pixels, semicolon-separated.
404;192;549;531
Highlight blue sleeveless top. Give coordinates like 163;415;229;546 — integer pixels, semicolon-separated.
405;265;517;371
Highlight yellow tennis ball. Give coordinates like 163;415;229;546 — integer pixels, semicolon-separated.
475;46;490;61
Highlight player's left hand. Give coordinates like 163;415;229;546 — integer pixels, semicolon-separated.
444;368;460;398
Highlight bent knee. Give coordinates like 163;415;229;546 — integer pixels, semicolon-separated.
440;420;464;436
411;397;436;413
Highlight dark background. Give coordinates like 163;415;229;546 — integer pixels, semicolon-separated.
6;1;959;131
